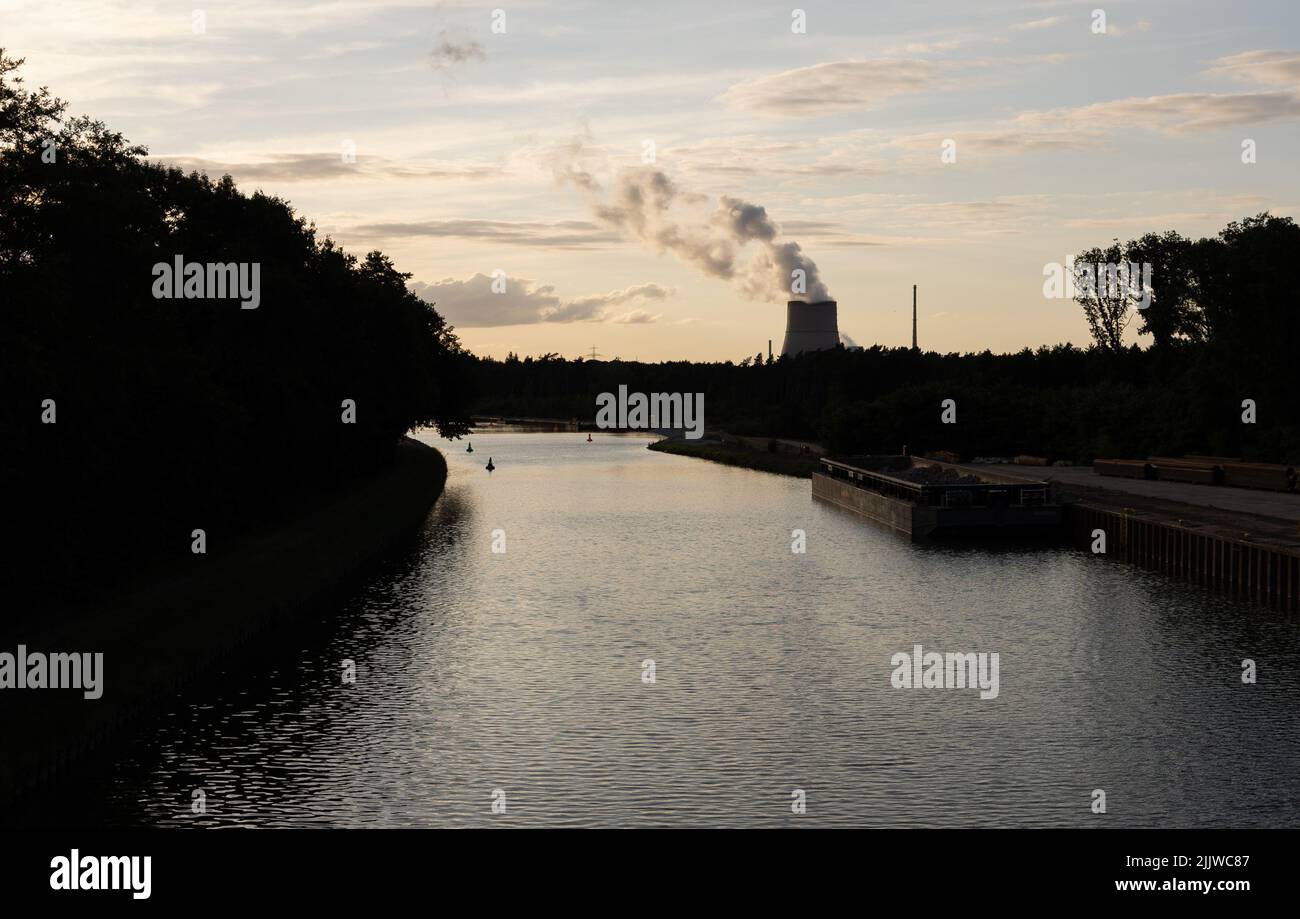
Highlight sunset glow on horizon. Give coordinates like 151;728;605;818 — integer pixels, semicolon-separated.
7;0;1299;360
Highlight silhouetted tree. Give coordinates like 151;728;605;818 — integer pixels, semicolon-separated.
1125;230;1197;349
1072;241;1133;353
0;50;471;607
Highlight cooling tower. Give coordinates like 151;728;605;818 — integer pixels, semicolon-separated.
780;300;839;357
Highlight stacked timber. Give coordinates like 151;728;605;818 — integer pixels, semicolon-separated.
1147;457;1221;485
1221;462;1297;492
1095;454;1296;492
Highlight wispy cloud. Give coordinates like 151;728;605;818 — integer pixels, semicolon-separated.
719;59;942;117
1205;50;1300;87
890;127;1104;157
718;53;1070;119
882;34;1003;55
302;40;389;60
543;282;673;323
1011;16;1066;32
664;137;888;178
1107;20;1153;37
409;275;672;326
349;218;621;249
153;153;504;182
904;196;1052;230
1015;90;1300;135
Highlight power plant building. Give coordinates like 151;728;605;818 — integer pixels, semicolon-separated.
780;299;839;357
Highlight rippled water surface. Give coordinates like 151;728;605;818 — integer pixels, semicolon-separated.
46;432;1300;826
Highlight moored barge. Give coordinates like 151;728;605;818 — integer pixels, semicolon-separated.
812;455;1062;539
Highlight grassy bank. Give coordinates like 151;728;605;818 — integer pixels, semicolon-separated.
649;438;821;478
0;437;447;809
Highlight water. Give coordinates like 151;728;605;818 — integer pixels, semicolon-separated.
36;432;1300;826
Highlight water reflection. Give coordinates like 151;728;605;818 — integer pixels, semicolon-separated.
24;432;1300;827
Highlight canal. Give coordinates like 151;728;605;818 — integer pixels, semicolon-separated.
31;431;1300;826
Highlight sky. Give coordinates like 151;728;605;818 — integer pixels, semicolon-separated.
4;0;1299;360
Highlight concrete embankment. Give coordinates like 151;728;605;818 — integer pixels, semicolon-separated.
1061;492;1300;609
0;437;447;807
811;456;1299;606
980;463;1300;608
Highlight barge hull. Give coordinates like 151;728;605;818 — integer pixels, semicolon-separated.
811;472;1062;539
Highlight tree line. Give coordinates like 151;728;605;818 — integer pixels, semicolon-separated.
1;52;472;607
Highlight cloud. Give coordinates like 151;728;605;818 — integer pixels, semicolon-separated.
152;153;503;183
1061;211;1226;229
610;308;661;324
348;218;620;249
807;191;1055;241
1011;16;1066;31
664;137;888;178
540;282;673;322
1014;90;1300;134
0;0;440;44
902;197;1051;232
877;53;1300;159
778;220;846;235
1205;50;1300;87
719;59;942;117
302;40;389;60
717;53;1070;119
410;274;671;326
884;35;999;55
890;128;1104;157
840;48;1300;154
1106;20;1153;37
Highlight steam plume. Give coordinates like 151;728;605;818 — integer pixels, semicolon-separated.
554;149;831;302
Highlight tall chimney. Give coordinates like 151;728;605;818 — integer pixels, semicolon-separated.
912;285;918;351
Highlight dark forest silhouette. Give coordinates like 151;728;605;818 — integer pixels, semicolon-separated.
471;212;1299;465
1;52;472;606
